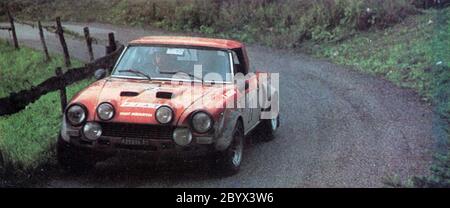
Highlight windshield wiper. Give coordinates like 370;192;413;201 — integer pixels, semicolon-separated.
118;69;152;81
159;71;203;81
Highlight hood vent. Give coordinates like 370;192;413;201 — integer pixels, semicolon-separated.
156;91;173;99
120;91;139;97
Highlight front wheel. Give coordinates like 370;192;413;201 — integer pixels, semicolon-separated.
212;121;244;176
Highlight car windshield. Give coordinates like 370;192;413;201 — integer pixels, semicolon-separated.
112;46;233;82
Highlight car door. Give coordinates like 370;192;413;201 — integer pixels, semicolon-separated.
246;71;261;129
232;51;252;132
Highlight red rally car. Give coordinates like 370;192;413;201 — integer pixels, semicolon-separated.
57;36;280;175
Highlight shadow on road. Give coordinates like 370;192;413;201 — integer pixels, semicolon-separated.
43;132;267;188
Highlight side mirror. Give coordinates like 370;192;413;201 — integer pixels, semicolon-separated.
94;68;107;80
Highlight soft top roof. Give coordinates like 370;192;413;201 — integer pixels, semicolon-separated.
129;36;244;50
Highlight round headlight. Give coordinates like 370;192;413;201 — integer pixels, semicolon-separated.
66;104;87;126
173;128;192;146
191;112;213;133
97;102;115;121
83;122;102;141
156;106;173;124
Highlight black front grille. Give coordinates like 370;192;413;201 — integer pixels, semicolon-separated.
100;122;174;140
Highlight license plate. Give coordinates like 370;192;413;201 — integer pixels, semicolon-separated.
121;138;151;146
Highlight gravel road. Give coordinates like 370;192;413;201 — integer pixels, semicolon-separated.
0;22;440;187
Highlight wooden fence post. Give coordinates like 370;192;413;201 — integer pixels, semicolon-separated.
105;33;117;72
56;17;71;67
106;32;117;55
38;21;51;62
5;5;19;49
55;67;67;113
83;27;95;62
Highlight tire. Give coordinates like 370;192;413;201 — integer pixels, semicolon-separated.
56;135;95;173
259;114;280;142
212;121;245;176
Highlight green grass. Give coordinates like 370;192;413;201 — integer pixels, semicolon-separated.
0;80;93;174
0;41;93;179
0;41;82;98
312;7;450;103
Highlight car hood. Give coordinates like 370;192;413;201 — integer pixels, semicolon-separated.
70;78;231;125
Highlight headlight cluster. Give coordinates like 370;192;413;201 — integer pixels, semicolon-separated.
172;111;213;146
156;106;173;124
66;104;87;126
65;103;105;141
97;102;115;121
66;102;116;125
66;103;214;145
191;112;213;133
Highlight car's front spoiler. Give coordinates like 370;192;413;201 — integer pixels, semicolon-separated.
66;135;214;158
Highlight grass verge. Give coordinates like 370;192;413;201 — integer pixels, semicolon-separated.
310;8;449;101
309;7;450;187
0;41;93;187
0;40;82;98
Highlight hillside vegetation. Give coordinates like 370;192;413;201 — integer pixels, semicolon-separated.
4;0;446;48
313;7;449;107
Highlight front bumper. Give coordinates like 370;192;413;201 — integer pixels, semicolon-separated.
67;135;215;158
60;121;216;158
59;108;237;158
